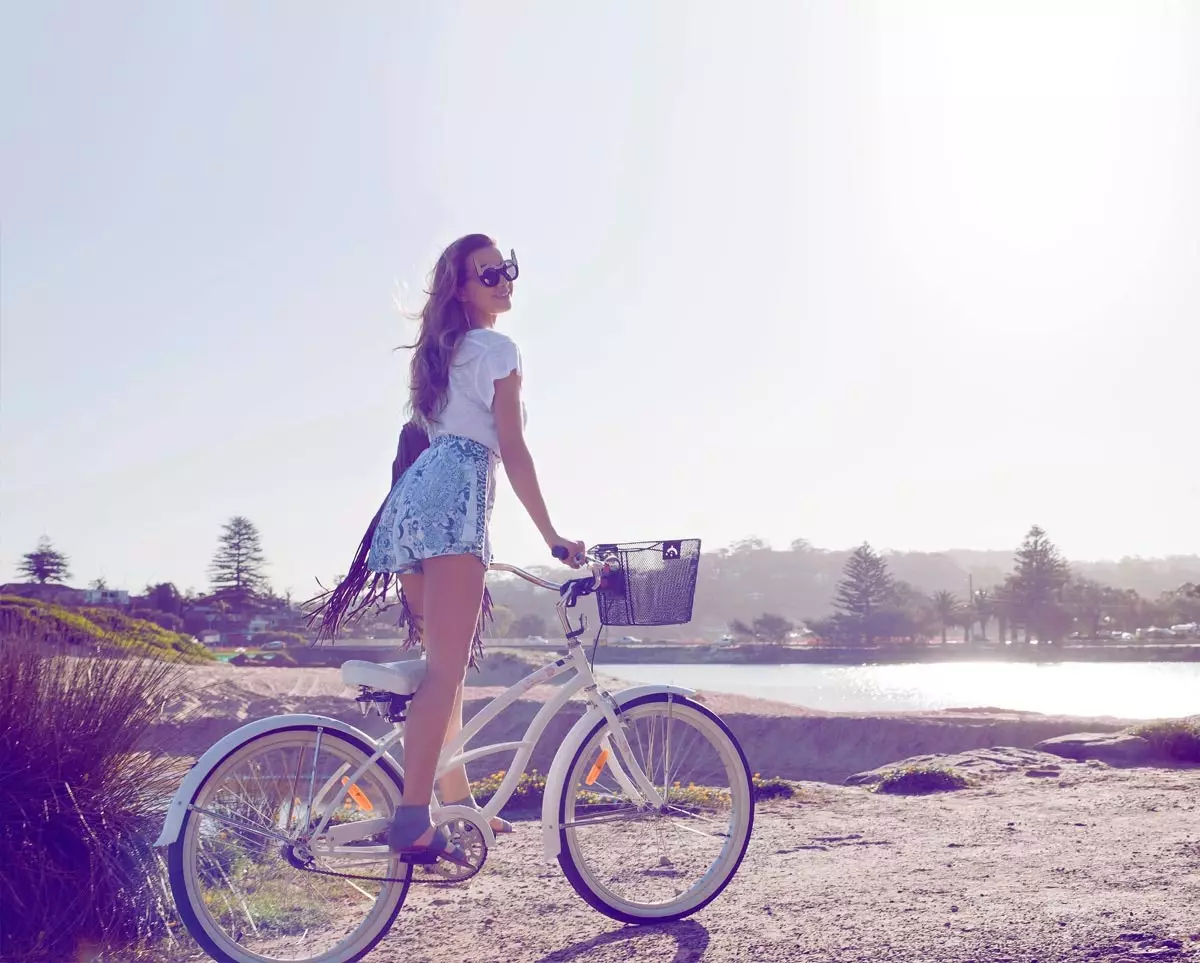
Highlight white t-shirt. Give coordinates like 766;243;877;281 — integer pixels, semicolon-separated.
427;328;523;456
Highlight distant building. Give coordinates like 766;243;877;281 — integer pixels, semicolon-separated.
83;588;131;607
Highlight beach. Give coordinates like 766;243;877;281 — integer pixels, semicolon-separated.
149;660;1200;962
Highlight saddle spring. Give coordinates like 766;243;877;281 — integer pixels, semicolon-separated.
355;686;412;723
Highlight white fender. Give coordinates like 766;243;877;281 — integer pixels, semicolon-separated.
539;684;695;862
155;714;401;847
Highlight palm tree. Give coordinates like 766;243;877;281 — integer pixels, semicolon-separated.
931;590;961;644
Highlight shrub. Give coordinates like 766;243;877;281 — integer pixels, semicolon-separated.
467;769;793;814
130;608;185;633
470;769;547;812
250;631;309;649
0;631;189;960
0;596;212;663
1128;720;1200;763
874;764;973;795
752;774;796;801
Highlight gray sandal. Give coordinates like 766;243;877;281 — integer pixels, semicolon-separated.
388;804;473;867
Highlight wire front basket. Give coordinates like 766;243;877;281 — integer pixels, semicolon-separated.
593;539;701;627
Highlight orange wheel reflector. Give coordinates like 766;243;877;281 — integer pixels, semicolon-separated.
585;749;610;786
341;777;375;812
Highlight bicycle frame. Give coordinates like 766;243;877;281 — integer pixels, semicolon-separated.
156;559;694;865
307;561;672;860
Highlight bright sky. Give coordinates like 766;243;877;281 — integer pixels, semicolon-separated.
2;1;1198;598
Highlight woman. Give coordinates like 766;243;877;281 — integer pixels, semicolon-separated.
314;233;583;866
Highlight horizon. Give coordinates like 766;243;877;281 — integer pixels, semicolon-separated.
3;3;1198;597
6;528;1198;599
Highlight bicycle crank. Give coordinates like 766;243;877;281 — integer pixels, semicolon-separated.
284;815;489;886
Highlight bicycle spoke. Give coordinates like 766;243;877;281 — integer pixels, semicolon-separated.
173;729;407;963
188;805;293;843
560;697;752;921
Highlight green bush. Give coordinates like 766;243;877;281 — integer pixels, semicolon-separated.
0;596;212;663
467;769;794;814
0;631;189;960
1128;720;1200;763
752;774;796;801
874;764;973;795
130;607;185;633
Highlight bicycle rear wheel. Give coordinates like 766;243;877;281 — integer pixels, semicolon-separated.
168;726;409;963
557;693;754;923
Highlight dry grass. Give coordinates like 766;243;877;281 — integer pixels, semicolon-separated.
873;764;974;795
0;595;213;662
468;769;793;814
1128;719;1200;763
0;631;190;961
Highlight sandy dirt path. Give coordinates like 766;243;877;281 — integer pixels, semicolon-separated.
150;662;1199;962
339;758;1199;963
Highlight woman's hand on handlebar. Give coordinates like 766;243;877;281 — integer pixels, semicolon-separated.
548;536;587;569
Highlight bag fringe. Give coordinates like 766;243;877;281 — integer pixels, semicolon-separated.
306;416;496;667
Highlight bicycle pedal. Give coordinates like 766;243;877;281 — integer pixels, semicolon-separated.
395;850;441;865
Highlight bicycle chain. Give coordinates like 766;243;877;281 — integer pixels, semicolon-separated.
295;856;479;886
292;820;486;886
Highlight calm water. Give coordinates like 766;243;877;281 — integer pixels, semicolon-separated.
606;661;1200;719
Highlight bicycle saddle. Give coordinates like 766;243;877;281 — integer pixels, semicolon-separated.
341;658;428;696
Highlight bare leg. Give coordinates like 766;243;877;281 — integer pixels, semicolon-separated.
399;572;470;802
402;573;508;832
436;683;472;802
398;555;484;848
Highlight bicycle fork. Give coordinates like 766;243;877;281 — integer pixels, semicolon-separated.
588;688;668;810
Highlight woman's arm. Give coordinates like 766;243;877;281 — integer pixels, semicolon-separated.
493;371;583;564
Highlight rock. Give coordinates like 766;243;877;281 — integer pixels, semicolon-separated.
846;747;1070;786
1034;732;1154;765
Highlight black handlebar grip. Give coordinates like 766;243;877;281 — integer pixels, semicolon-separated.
551;545;569;561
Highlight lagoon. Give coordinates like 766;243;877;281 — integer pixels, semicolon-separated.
606;661;1200;719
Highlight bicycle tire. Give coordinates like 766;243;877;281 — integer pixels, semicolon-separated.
556;693;754;923
167;725;410;963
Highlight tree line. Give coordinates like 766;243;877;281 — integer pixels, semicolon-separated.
12;517;282;636
13;521;1200;646
731;526;1199;646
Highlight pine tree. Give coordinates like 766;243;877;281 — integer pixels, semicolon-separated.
18;537;72;584
1009;525;1071;643
208;517;269;597
833;543;895;644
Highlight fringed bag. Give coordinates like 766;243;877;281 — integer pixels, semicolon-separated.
306;420;494;666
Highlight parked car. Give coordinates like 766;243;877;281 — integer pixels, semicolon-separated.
261;640;285;651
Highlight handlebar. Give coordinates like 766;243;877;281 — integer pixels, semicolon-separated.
550;545;579;564
488;546;614;593
489;547;625;645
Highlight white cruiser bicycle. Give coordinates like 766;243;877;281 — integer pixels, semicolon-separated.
157;540;754;963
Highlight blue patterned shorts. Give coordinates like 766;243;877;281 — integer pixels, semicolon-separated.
366;434;497;575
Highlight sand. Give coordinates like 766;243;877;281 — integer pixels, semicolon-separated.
148;661;1200;963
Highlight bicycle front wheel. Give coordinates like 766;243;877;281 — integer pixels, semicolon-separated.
557;693;754;923
168;726;410;963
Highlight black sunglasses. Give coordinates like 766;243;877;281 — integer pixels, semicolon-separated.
475;250;519;288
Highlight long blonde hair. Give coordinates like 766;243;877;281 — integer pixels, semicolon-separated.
405;233;495;426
